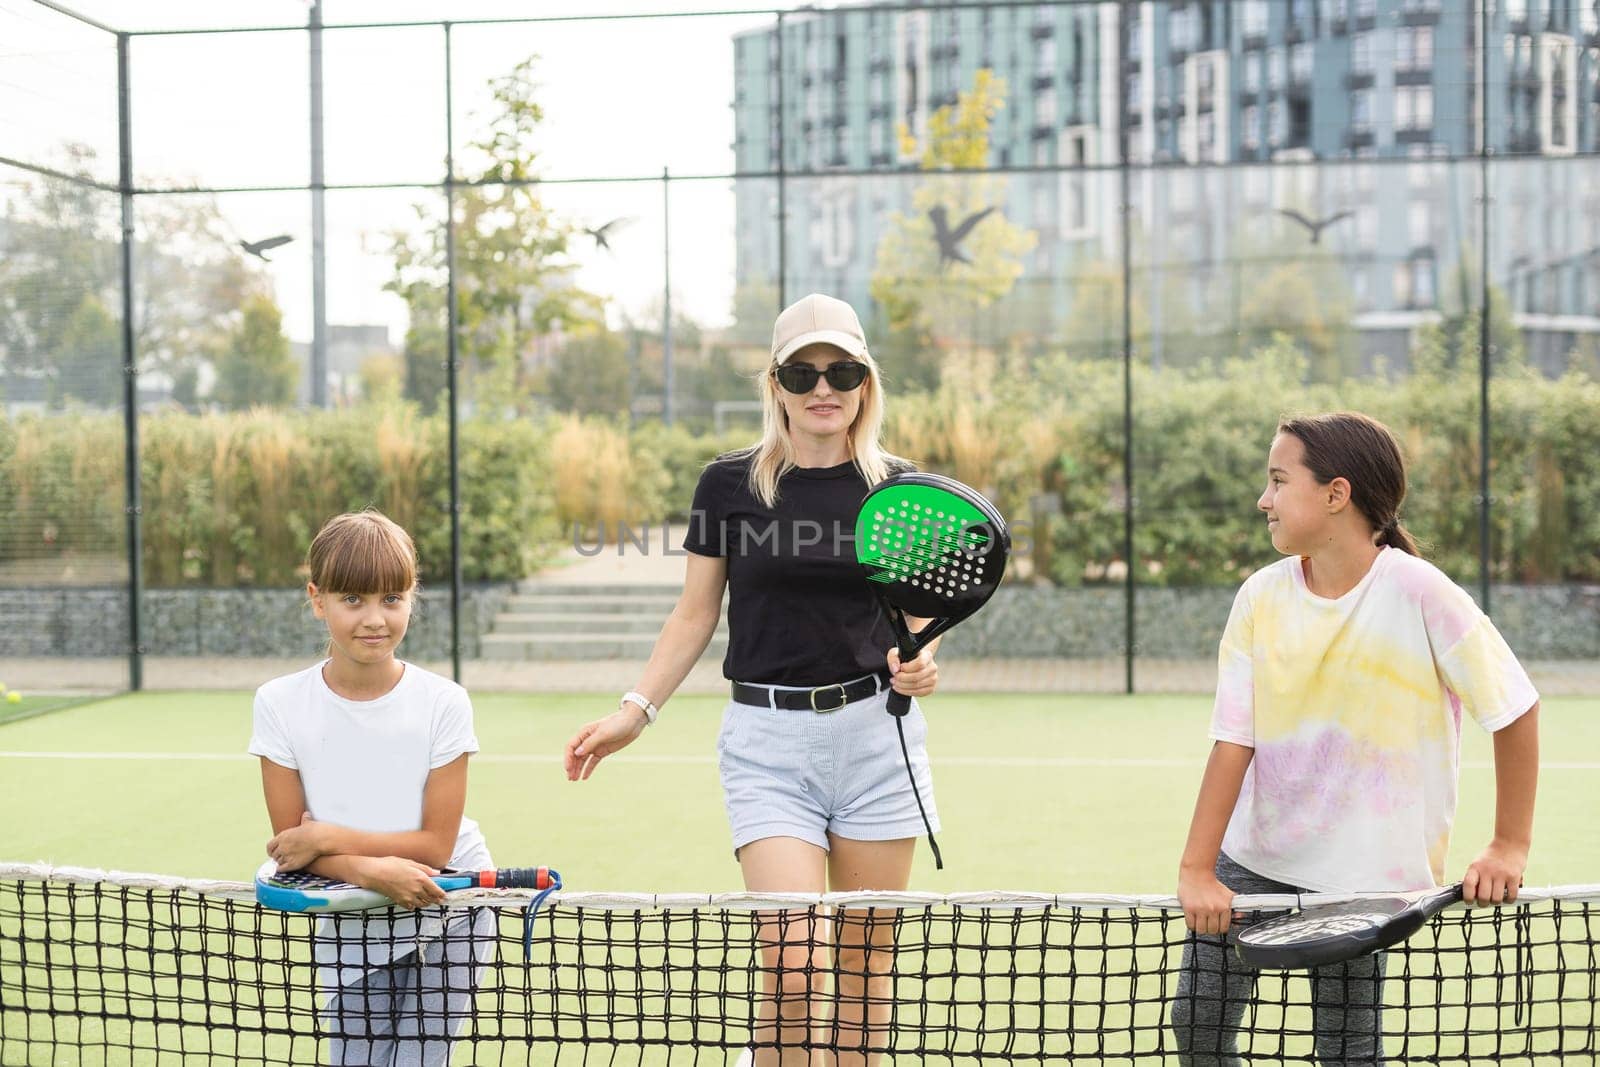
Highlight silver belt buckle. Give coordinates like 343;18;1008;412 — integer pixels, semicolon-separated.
809;683;847;712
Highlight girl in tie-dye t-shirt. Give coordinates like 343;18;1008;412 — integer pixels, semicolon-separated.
1170;412;1540;1065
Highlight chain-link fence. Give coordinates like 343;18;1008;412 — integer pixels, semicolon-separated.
3;1;1598;698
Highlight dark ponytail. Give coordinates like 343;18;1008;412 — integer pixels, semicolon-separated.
1278;412;1420;557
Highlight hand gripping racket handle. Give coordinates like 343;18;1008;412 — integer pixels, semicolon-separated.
886;635;918;717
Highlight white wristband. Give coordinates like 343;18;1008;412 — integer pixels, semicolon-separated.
622;690;658;726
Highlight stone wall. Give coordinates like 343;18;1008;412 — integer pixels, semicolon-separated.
2;582;1595;661
0;585;514;660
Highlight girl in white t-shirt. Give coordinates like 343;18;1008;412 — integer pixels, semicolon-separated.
248;509;494;1067
1171;412;1540;1065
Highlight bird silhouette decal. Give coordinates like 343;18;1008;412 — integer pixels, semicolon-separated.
583;216;636;252
238;235;294;260
1276;208;1353;244
928;205;995;267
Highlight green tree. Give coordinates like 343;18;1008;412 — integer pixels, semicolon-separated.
542;324;633;415
868;70;1037;352
213;293;296;409
53;295;122;407
0;146;119;407
387;57;601;415
0;145;259;410
359;353;406;406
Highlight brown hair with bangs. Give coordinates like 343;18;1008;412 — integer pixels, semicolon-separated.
306;509;419;595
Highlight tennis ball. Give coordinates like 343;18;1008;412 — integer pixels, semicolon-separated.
4;691;19;704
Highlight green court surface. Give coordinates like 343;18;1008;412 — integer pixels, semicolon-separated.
2;692;1596;1066
2;690;1596;890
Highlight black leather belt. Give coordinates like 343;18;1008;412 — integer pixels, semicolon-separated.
731;672;888;712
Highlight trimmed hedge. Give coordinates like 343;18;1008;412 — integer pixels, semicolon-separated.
3;350;1596;588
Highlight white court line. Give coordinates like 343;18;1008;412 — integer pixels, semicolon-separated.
1;750;1597;770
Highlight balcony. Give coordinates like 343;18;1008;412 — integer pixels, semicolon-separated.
1395;68;1432;86
868;56;890;75
1344;128;1375;149
1030;22;1054;40
1344;71;1375;90
1033;74;1055;91
1396;127;1434;145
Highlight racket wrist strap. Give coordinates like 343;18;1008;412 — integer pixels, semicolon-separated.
621;690;658;726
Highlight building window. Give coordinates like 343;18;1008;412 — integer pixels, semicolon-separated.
1244;54;1262;94
1397;27;1434;72
1242;104;1261;148
1408;200;1431;248
1351;33;1373;74
1035;33;1056;70
1242;0;1269;37
1170;7;1199;51
1396;85;1433;130
1410;256;1436;307
1291;43;1313;84
1356;204;1377;249
1355;0;1377;16
1268;101;1285;144
1268;47;1285;91
1350;88;1372;130
1060;128;1093;235
1037;86;1057;126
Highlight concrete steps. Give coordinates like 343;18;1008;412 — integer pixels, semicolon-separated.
481;583;728;661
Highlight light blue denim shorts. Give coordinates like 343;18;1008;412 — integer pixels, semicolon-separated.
717;673;940;853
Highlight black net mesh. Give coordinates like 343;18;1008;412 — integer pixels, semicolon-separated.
2;867;1597;1065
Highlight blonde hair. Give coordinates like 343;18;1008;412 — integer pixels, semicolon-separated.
306;509;420;595
743;345;903;507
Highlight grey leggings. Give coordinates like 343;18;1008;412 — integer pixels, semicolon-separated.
1169;854;1386;1066
322;909;496;1067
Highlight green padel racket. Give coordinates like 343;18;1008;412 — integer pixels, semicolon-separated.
855;472;1010;867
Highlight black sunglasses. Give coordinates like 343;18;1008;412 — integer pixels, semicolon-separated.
774;361;869;394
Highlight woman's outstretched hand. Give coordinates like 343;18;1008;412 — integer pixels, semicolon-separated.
564;705;649;781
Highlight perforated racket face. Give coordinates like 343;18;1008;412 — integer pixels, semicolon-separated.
856;476;1008;617
259;869;355;891
254;860;388;913
1237;898;1407;948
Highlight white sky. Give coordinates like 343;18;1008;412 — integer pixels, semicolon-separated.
3;1;809;344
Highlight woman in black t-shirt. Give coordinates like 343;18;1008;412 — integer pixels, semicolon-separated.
563;292;943;1066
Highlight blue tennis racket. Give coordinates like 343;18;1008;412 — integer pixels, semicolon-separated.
255;860;562;952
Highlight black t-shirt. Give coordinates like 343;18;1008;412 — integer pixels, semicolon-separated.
683;452;910;686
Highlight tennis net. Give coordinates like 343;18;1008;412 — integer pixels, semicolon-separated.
2;862;1597;1064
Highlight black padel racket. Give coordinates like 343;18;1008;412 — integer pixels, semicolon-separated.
1233;883;1462;969
256;860;563;952
855;471;1010;867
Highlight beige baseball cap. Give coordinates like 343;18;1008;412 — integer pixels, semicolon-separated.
771;292;869;364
